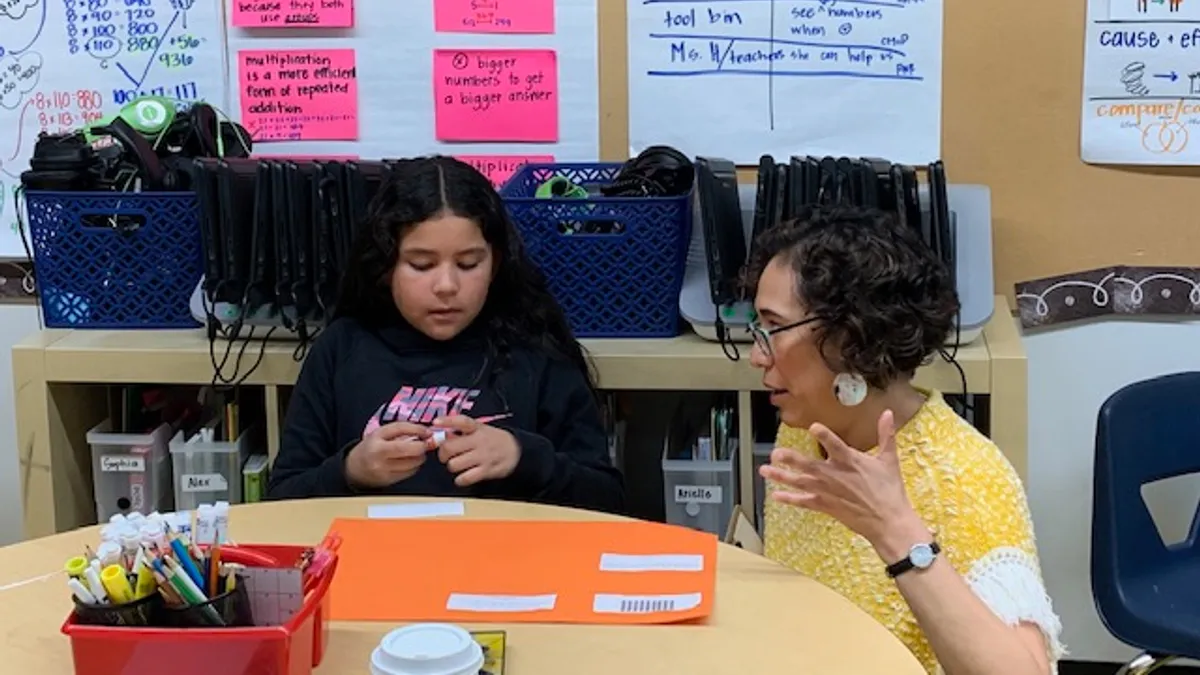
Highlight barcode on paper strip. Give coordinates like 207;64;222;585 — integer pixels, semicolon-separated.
446;593;557;613
598;553;704;572
593;592;702;614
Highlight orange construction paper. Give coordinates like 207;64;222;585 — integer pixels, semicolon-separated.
327;518;717;625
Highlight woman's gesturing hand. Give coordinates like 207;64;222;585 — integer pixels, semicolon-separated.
759;410;920;547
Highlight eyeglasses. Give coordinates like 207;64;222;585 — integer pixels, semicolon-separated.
748;316;821;362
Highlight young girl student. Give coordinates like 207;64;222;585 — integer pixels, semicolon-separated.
266;157;626;514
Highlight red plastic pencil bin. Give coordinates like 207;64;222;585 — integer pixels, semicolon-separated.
61;544;339;675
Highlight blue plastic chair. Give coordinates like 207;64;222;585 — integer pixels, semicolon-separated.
1093;372;1200;674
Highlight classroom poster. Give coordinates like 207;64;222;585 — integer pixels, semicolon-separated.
433;49;559;143
434;0;555;34
237;49;360;142
230;0;355;28
1081;0;1200;164
625;0;943;164
458;154;555;186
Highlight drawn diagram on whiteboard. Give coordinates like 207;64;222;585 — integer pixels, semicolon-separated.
0;0;222;257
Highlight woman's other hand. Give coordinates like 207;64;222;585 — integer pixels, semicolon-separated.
759;410;922;549
345;421;431;489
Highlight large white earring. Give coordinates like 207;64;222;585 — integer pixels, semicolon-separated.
833;372;868;407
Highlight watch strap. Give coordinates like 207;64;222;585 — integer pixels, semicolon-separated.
885;541;941;579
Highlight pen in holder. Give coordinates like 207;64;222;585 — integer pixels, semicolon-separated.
160;575;252;628
72;592;162;627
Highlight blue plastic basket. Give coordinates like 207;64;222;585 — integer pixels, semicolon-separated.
23;191;203;329
500;163;693;338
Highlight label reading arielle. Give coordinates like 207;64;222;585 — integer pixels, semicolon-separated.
674;485;722;504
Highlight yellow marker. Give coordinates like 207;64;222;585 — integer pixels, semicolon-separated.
133;560;157;600
64;556;89;578
100;564;135;605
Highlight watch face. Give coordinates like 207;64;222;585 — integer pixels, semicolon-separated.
910;544;936;568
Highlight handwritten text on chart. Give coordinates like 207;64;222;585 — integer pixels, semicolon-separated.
458;154;554;186
51;0;212;107
1084;7;1200;161
1109;0;1200;21
433;49;558;142
434;0;554;34
648;1;922;81
238;49;359;141
637;0;930;133
231;0;354;28
0;52;42;110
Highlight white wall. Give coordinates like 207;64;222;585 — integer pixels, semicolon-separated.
0;304;44;547
0;307;1195;662
1025;317;1200;663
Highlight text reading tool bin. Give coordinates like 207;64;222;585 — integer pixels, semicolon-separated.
62;544;339;675
500;163;693;338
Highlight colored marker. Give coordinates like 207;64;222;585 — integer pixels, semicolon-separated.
101;564;135;605
67;578;97;605
64;556;88;579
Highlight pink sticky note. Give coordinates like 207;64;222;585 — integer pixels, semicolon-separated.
458;154;554;186
434;49;558;143
231;0;354;28
238;49;359;142
254;154;361;161
434;0;554;34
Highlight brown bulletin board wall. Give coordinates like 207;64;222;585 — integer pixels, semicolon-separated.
596;0;1200;302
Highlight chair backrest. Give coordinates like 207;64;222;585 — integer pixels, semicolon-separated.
1092;372;1200;634
724;504;764;555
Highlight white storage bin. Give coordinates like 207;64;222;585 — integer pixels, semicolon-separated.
661;442;738;536
169;421;256;510
87;419;173;522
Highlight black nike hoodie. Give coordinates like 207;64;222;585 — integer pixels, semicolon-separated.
266;316;626;514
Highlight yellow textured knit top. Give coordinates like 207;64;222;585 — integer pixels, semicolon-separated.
764;391;1064;674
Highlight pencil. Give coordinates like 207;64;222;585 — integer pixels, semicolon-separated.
208;546;221;597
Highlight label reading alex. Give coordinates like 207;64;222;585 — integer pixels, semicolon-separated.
100;455;145;473
673;485;723;504
182;473;229;493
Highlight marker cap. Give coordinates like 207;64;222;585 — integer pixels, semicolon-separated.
64;555;89;578
369;623;483;675
96;541;123;566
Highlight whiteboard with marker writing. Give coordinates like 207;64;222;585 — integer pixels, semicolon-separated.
1081;0;1200;164
0;0;600;259
626;0;944;164
0;0;226;259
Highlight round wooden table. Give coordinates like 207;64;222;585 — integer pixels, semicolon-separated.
0;498;925;674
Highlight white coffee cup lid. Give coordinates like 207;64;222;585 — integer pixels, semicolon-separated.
370;623;484;675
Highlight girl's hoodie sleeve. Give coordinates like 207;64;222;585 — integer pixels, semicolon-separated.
266;324;355;499
489;356;626;514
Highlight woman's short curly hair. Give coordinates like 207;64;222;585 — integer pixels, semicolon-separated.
743;205;960;389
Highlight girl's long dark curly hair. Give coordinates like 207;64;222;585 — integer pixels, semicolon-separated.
335;156;597;396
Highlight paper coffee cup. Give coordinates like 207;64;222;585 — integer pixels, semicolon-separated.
370;623;484;675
